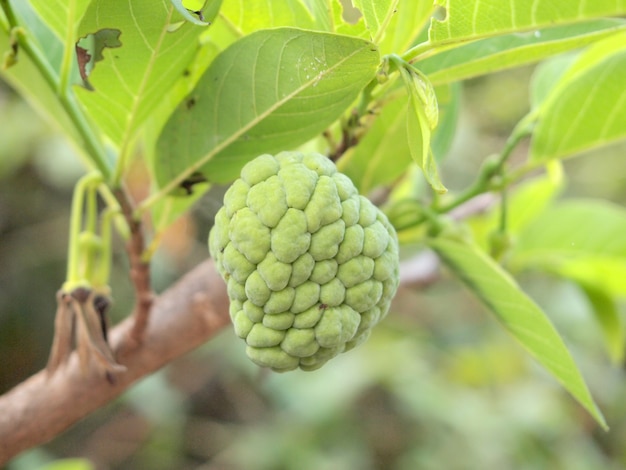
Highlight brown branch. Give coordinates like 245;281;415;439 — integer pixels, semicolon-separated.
114;187;154;344
0;259;230;465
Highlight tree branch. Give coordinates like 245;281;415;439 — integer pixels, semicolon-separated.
0;259;230;465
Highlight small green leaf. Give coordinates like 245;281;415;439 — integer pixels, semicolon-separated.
530;33;626;162
152;28;379;192
429;0;626;44
396;60;446;194
429;237;608;430
580;285;624;364
418;19;626;85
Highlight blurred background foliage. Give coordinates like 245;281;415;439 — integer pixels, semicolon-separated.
2;60;626;469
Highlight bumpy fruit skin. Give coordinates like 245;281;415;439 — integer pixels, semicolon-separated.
209;151;399;371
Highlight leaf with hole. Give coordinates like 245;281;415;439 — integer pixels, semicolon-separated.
75;0;212;153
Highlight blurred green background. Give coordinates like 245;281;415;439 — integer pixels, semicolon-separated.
1;63;626;470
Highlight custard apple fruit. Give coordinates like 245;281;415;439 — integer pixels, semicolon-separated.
209;151;399;371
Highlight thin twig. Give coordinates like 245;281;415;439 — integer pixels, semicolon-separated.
113;187;154;345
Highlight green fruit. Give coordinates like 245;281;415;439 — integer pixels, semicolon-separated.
209;152;399;371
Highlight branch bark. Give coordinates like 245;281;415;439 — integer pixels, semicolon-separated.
0;259;230;465
114;187;154;344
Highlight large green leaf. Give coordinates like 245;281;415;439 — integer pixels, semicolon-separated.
429;237;607;430
75;0;210;150
152;28;380;192
511;199;626;298
429;0;626;44
530;33;626;161
417;19;626;85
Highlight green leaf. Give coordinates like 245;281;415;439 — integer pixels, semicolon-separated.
152;28;380;192
511;199;626;298
530;33;626;162
151;181;210;233
429;0;626;44
298;0;369;36
529;52;579;109
219;0;315;35
580;285;624;364
429;237;608;430
431;82;460;160
301;0;334;31
338;97;410;194
29;0;90;41
0;3;83;145
330;0;368;37
417;19;626;85
353;0;399;42
75;0;210;149
396;60;447;194
378;0;433;56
